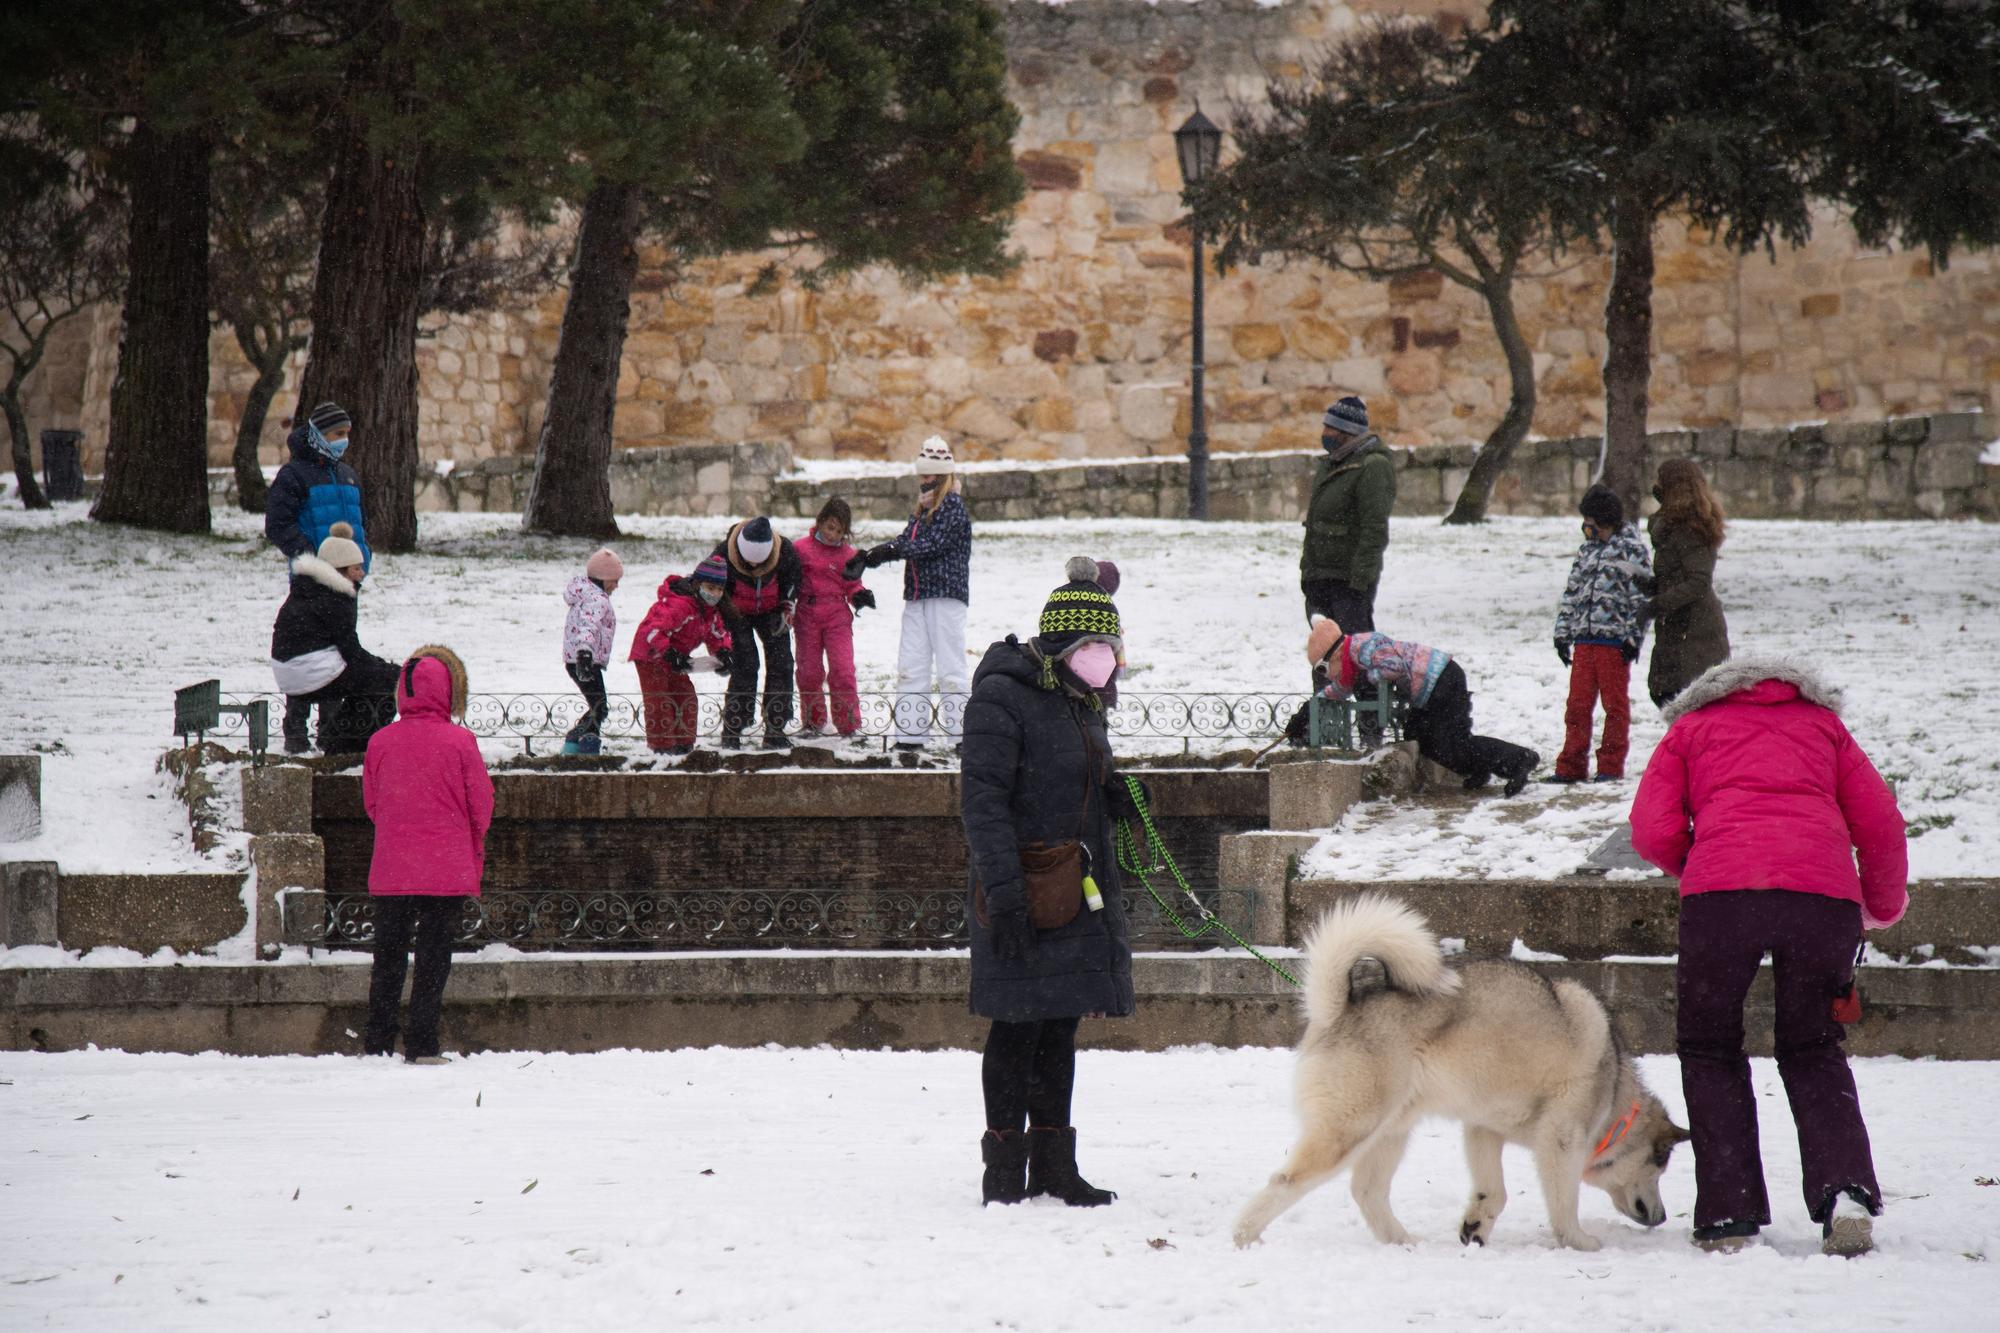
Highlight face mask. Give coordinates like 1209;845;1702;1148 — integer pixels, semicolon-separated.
308;421;349;461
919;478;941;495
1067;642;1118;690
814;527;845;546
698;584;724;606
1652;485;1664;503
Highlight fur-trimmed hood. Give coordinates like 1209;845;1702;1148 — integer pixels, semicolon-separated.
405;643;470;719
1662;656;1843;723
290;553;356;597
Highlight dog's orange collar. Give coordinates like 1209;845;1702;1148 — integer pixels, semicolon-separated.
1592;1100;1642;1160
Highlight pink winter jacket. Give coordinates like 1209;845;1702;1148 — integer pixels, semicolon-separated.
795;530;864;627
363;657;495;896
1629;659;1908;928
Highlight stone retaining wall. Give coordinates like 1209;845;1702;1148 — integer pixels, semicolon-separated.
197;409;1997;522
5;953;1995;1058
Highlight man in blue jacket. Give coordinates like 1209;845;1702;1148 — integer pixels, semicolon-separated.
266;401;370;573
266;401;369;751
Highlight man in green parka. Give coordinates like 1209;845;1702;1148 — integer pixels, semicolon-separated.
1300;395;1397;689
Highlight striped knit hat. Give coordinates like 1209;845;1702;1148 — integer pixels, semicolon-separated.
1037;567;1122;654
692;553;730;584
1322;396;1368;436
308;402;352;434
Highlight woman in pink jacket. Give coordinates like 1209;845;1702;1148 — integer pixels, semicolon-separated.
1630;657;1907;1257
361;647;495;1064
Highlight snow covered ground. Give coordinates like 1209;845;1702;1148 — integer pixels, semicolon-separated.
0;1046;1993;1330
1;503;1996;883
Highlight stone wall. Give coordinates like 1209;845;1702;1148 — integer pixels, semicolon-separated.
198;409;1996;523
15;0;1999;482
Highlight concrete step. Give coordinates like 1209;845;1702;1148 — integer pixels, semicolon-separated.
1288;878;2000;964
3;950;1993;1059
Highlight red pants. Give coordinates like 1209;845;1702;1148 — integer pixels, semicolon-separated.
635;659;698;751
795;608;860;734
1557;643;1630;779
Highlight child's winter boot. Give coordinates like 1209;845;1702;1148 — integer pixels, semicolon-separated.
576;734;602;756
561;739;582;756
981;1129;1029;1206
1027;1127;1116;1206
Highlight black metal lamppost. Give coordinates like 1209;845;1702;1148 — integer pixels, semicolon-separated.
1173;106;1223;520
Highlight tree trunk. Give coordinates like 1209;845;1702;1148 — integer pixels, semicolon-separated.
1598;184;1657;520
3;382;48;510
232;339;285;513
522;181;642;538
297;36;426;553
91;125;212;533
1443;277;1537;525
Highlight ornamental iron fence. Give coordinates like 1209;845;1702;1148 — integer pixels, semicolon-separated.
186;686;1400;754
307;884;1256;952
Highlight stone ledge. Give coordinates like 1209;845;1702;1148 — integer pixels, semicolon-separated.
2;953;1994;1058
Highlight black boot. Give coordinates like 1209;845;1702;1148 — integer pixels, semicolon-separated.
1027;1127;1116;1206
981;1130;1029;1206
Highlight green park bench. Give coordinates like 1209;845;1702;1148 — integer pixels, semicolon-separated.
174;679;269;758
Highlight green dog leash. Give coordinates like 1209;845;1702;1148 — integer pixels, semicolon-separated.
1113;775;1301;989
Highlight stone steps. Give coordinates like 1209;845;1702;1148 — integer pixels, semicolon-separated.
3;950;1993;1060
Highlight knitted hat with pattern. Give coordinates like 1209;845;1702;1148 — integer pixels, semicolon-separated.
1037;577;1122;655
693;553;730;584
1322;396;1368;436
914;435;956;475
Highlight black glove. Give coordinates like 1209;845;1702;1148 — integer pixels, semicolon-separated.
1107;775;1151;822
863;541;899;569
1282;700;1312;746
1554;640;1571;667
1621;641;1639;664
841;553;868;580
714;647;736;673
662;649;692;672
990;906;1035;963
576;648;595;670
850;589;876;613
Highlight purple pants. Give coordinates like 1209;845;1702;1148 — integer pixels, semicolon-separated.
1677;889;1880;1229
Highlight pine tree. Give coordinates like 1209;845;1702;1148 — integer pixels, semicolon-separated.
1187;19;1586;525
520;0;1024;537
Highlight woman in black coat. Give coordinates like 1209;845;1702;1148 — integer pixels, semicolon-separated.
961;561;1134;1208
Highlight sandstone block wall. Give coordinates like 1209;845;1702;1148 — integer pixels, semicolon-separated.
194;410;1995;522
15;0;1999;483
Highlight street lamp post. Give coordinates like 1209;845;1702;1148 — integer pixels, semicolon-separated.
1173;107;1223;520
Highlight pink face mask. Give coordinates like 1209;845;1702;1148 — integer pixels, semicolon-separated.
1067;642;1119;689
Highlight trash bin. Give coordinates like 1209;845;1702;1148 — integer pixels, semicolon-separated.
41;430;84;502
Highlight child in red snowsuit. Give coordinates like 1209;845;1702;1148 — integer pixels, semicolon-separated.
795;497;874;736
629;554;735;754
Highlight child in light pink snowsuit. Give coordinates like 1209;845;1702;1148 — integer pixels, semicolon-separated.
795;497;873;735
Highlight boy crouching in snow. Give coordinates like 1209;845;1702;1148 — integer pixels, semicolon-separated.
630;554;735;755
562;548;622;755
1552;484;1653;783
1306;617;1540;796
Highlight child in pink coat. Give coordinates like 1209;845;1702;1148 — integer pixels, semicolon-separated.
795;497;873;736
1630;656;1906;1256
361;647;494;1063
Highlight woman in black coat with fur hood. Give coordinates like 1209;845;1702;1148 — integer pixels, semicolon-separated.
962;558;1136;1209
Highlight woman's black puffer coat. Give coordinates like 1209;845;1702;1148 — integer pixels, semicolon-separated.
960;637;1134;1023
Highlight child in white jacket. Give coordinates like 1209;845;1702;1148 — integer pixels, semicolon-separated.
562;548;622;755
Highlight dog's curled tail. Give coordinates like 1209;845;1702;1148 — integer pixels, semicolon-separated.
1300;893;1460;1030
